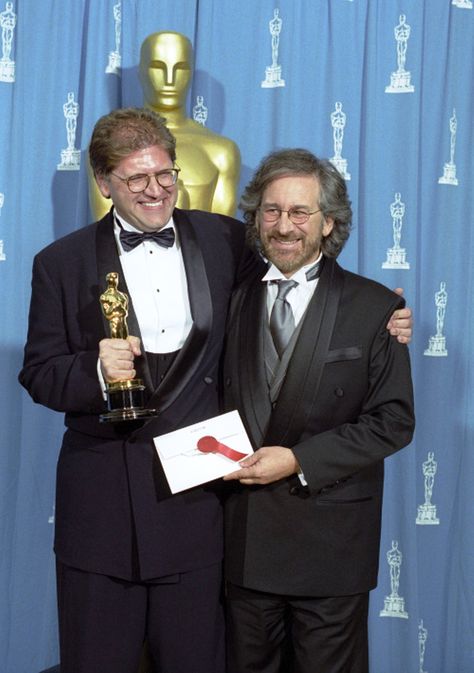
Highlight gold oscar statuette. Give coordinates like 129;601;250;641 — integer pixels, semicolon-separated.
88;31;241;221
99;272;157;423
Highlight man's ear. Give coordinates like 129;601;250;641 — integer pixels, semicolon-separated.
322;216;334;237
95;173;111;199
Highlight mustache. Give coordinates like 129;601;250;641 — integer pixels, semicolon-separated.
267;234;302;241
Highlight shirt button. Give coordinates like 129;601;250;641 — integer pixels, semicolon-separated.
204;377;213;384
334;387;344;397
289;486;300;496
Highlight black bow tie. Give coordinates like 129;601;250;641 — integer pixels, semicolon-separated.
119;226;175;252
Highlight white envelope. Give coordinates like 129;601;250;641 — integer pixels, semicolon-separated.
153;410;254;493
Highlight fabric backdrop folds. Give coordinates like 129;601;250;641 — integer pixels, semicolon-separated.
0;2;472;672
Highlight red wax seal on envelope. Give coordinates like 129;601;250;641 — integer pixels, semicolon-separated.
197;436;247;462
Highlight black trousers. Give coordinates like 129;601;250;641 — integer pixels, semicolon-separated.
226;583;369;673
56;560;225;673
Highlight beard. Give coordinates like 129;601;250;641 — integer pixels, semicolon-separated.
259;229;323;275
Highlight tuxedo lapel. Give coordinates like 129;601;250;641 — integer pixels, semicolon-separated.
236;279;272;448
146;209;213;413
95;211;154;392
95;211;122;339
264;258;344;446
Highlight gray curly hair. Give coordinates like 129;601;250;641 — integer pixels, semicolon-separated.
240;148;352;258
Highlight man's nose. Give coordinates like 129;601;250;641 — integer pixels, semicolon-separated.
275;211;295;234
143;176;165;197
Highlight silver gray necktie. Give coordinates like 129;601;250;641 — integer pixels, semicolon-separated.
270;280;298;357
268;260;322;358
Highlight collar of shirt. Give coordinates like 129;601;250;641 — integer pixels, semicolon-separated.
261;253;323;285
111;209;192;353
263;254;323;326
113;210;179;253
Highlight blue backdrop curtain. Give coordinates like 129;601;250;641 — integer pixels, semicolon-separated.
1;1;473;671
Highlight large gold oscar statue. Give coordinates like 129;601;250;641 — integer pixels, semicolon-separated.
89;31;241;220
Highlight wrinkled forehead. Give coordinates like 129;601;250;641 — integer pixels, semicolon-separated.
262;174;321;204
141;34;192;69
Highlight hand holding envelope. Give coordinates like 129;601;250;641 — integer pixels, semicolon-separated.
153;410;254;493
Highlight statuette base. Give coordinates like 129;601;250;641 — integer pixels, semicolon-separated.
100;379;157;423
106;51;121;75
0;58;14;82
424;335;447;357
382;247;410;269
385;70;414;93
330;157;351;181
380;595;409;619
57;148;81;171
261;65;285;88
438;162;458;185
416;504;439;525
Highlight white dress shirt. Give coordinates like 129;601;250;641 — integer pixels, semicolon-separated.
114;212;193;353
97;213;193;392
262;254;323;325
262;255;323;487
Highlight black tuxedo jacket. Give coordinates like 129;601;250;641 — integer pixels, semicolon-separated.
223;257;415;597
19;208;258;581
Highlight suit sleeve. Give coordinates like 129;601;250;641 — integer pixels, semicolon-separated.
18;254;106;414
291;301;415;493
234;244;263;287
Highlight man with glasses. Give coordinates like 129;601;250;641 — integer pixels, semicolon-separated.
19;111;412;673
18;107;257;673
222;149;415;673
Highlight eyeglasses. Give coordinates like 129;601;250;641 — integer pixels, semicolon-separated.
111;167;181;193
260;207;322;225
